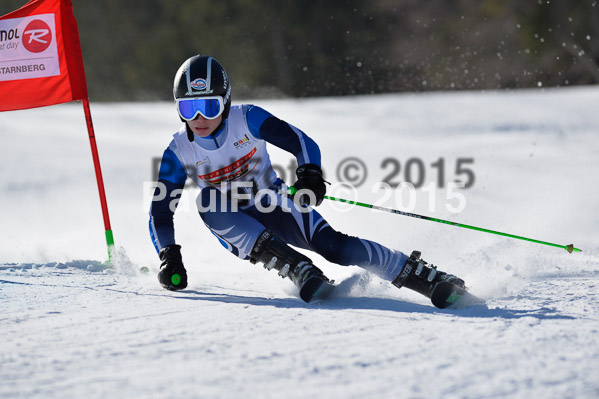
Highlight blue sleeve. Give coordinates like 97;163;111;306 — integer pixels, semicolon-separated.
246;105;321;167
149;148;187;253
158;148;188;184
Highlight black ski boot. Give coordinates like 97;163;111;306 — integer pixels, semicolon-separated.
392;250;466;307
249;230;334;302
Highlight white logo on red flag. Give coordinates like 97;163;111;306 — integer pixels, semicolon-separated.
22;19;52;53
0;14;59;82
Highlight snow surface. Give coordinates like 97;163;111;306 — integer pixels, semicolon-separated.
1;87;598;398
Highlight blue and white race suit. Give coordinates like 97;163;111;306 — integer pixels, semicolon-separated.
149;104;407;281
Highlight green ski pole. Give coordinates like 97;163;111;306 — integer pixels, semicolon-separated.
289;187;581;253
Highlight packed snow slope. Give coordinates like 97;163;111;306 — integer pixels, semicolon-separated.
1;87;598;399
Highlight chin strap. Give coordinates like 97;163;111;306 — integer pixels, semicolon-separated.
186;124;194;142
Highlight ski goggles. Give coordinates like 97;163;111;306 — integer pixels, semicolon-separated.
176;96;225;121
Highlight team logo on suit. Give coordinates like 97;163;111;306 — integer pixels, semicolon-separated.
198;147;259;185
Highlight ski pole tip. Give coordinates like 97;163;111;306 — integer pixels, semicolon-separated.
565;244;581;253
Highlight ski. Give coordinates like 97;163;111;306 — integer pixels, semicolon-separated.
298;275;335;303
430;281;484;309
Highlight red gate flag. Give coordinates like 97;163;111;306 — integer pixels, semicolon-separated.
1;0;114;262
0;0;87;111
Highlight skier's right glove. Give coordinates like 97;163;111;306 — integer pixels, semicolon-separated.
292;163;326;206
158;244;188;291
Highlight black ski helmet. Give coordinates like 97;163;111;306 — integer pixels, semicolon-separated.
173;55;232;119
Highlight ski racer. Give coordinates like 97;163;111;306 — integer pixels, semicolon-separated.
149;55;467;304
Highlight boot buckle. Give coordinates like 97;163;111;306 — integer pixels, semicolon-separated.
427;265;438;282
278;263;291;278
264;256;278;271
415;260;424;276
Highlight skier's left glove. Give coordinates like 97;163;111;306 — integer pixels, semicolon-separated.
158;244;188;291
292;163;326;206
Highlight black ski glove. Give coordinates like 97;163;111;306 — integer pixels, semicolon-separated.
292;164;326;206
158;244;188;291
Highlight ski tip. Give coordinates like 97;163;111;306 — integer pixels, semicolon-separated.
431;281;485;309
300;277;335;303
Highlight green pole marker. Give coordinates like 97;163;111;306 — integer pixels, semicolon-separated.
289;187;581;253
105;229;115;264
171;273;182;286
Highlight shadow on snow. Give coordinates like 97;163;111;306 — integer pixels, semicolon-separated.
176;289;574;320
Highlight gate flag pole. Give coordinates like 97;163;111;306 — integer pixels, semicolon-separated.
82;98;115;261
